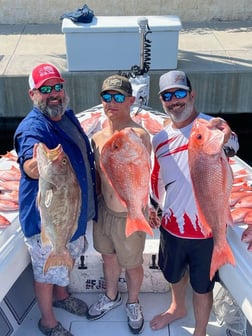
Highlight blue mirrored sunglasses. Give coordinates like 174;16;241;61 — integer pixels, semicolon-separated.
161;89;188;102
38;83;64;94
101;93;126;103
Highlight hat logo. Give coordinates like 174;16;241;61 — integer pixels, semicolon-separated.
175;74;185;83
108;78;122;87
38;65;56;78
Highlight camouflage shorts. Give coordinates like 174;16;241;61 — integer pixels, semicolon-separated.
25;234;88;286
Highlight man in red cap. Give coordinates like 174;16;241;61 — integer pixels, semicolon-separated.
14;63;97;336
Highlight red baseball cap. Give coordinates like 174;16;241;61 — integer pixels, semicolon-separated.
29;63;64;89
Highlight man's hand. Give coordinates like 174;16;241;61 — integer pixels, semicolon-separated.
149;208;161;229
23;158;39;179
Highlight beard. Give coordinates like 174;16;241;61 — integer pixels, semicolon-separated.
163;99;194;124
34;93;70;119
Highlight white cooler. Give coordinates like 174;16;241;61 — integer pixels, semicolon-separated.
62;15;182;71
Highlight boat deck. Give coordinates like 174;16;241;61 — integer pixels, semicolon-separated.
11;288;228;336
0;107;251;336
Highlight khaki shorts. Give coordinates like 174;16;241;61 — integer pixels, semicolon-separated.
25;234;88;286
93;197;146;269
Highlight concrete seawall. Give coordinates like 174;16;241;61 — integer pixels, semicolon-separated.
0;20;251;118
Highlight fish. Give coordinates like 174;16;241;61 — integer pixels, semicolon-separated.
0;214;11;229
0;190;18;203
0;199;19;211
231;207;252;224
35;143;81;274
100;127;153;237
0;151;18;161
241;225;252;251
229;190;252;207
80;111;103;137
0;165;21;181
188;118;235;280
132;112;164;135
232;168;250;184
0;180;19;191
233;194;252;208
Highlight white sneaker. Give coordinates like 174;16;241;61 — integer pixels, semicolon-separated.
87;292;122;320
125;302;144;334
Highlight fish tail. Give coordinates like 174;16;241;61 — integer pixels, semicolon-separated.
210;242;235;280
43;249;74;274
125;215;154;237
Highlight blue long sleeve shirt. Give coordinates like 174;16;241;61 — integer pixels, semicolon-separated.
14;107;97;240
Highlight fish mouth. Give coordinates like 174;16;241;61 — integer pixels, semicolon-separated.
41;143;62;161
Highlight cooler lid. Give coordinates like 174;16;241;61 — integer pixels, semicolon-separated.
62;15;182;33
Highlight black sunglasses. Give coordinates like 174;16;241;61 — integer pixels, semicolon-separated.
38;83;64;94
101;93;126;103
161;89;188;102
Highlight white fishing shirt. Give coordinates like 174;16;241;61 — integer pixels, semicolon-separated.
151;113;239;239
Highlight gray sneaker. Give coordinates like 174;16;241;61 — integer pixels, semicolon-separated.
125;302;144;334
87;292;122;320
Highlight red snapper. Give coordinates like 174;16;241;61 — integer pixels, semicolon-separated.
188;118;235;280
100;127;153;237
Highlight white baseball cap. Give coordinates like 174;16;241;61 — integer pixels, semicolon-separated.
159;70;191;94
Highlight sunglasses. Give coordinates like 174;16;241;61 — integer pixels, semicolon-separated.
101;93;126;103
161;89;188;102
38;83;64;94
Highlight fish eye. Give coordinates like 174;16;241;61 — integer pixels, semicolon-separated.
62;157;67;164
196;134;202;140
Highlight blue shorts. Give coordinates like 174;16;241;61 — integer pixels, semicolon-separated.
158;227;217;294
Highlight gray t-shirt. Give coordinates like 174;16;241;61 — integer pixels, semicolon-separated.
57;114;95;221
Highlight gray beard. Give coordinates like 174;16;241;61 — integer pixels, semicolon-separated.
35;94;69;119
165;100;194;124
43;105;65;119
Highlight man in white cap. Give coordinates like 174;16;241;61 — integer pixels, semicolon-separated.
14;63;97;336
149;70;239;336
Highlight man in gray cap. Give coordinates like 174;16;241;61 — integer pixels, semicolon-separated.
87;74;152;334
148;70;239;335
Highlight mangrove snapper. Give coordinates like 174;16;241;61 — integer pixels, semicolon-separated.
35;143;81;273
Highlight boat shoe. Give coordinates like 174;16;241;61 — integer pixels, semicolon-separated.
38;320;73;336
53;296;88;316
125;302;144;334
87;292;122;320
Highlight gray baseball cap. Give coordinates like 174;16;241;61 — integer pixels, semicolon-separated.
159;70;191;93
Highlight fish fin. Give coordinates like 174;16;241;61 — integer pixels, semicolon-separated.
197;208;212;237
125;215;153;237
36;191;41;208
210;241;235;280
227;210;234;226
45;189;53;208
43;248;74;274
40;226;52;247
244;211;252;225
